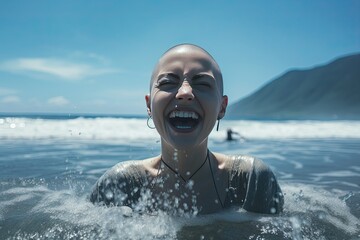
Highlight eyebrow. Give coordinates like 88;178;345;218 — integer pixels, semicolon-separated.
156;73;215;82
191;73;215;81
157;73;180;81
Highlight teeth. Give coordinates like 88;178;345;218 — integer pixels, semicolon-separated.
169;111;199;119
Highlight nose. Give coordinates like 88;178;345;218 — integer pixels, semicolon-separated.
176;81;194;101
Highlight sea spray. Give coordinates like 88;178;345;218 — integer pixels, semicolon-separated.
2;118;360;142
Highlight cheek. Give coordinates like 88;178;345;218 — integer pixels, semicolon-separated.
150;91;171;117
198;93;221;114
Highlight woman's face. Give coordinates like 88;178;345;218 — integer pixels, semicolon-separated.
146;46;228;150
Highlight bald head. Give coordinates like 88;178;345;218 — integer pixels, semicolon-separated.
150;44;224;95
161;44;220;67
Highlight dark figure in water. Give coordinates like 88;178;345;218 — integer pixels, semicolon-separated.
227;128;246;142
227;129;238;141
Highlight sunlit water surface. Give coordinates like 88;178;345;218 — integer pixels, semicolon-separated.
0;117;359;239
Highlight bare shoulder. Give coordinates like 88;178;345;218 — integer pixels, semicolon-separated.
101;156;160;180
214;153;284;214
140;155;161;177
212;152;258;173
102;160;144;178
90;157;158;205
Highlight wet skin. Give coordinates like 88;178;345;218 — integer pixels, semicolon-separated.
90;44;284;215
143;45;229;212
146;45;228;152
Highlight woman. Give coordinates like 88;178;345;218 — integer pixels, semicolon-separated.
90;44;284;215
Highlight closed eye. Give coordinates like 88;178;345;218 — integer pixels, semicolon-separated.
156;73;180;89
191;74;213;88
158;78;177;86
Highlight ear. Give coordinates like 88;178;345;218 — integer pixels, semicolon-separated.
218;95;228;119
145;94;151;115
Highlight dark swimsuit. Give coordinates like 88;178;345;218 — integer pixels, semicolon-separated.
90;155;284;214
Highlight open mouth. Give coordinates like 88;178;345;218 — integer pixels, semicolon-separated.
168;111;200;131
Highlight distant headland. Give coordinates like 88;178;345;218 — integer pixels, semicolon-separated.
227;53;360;120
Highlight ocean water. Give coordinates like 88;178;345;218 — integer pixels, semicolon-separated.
0;115;359;240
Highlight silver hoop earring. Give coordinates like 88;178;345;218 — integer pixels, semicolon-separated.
147;116;156;129
216;118;220;131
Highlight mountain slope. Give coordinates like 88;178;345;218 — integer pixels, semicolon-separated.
227;53;360;120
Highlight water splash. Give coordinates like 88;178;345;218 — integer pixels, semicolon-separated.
1;182;360;239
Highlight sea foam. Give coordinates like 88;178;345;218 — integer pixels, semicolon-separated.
1;183;359;239
1;117;360;143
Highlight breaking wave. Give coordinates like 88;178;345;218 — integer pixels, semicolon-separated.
1;117;360;143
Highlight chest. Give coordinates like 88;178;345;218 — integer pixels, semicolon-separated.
149;169;229;214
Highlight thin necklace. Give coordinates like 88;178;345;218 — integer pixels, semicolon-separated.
161;150;209;183
158;149;224;209
208;152;224;208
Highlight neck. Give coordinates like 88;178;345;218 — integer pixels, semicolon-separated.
160;140;209;178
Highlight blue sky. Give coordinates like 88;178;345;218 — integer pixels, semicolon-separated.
0;0;359;115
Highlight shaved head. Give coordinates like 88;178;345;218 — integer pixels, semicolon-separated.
150;44;224;95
